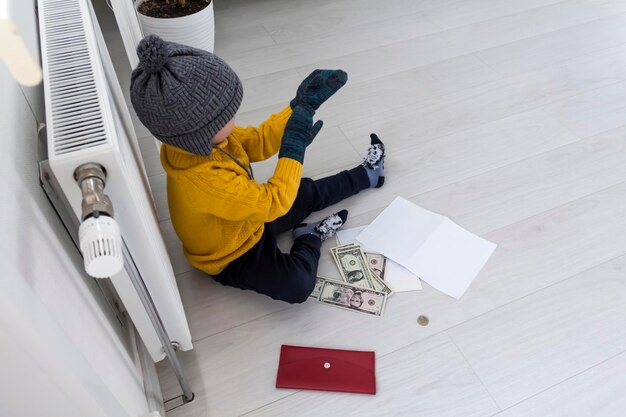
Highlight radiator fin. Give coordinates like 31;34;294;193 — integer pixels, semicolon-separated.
41;0;109;156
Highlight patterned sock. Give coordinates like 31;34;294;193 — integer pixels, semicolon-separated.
293;209;349;241
361;133;385;188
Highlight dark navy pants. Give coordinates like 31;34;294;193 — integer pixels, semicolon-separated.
212;165;371;304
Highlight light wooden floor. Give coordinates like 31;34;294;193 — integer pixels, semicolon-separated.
96;0;626;415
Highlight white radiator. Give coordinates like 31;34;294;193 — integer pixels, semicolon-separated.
38;0;192;361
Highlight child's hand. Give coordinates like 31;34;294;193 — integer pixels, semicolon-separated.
290;69;348;111
278;105;323;164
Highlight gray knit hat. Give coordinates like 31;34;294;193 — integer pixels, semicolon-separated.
130;35;243;156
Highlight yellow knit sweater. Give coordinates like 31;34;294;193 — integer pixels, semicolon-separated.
160;106;300;275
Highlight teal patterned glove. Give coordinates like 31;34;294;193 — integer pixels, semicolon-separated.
290;69;348;111
278;105;323;164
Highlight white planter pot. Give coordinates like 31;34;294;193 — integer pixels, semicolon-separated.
136;0;214;53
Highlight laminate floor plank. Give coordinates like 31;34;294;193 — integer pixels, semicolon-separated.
458;182;626;316
320;110;581;222
175;268;291;343
294;0;626;84
221;11;441;80
339;43;626;152
148;173;168;222
422;0;566;30
265;0;572;44
137;135;163;178
235;53;502;128
159;219;193;276
236;70;301;114
214;24;276;58
407;125;626;236
493;351;626;417
217;0;457;34
449;254;626;408
476;13;626;76
541;77;626;138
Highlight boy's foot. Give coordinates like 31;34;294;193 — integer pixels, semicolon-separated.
362;133;385;188
293;209;349;241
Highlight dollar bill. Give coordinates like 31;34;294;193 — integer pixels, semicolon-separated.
330;243;359;268
309;276;332;300
364;252;387;280
332;243;359;254
334;243;359;250
332;245;377;290
370;271;394;296
317;280;387;317
329;244;393;295
330;243;359;282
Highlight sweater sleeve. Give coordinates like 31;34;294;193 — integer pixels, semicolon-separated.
230;105;292;163
184;157;303;223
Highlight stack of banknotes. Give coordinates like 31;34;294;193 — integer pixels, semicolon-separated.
309;243;393;317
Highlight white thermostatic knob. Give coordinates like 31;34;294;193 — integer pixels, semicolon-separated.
79;216;124;278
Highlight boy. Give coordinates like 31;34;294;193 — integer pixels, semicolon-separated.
130;35;385;304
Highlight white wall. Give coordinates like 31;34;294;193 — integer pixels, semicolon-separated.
0;1;154;416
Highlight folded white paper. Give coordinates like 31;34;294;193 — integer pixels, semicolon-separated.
357;197;497;299
336;227;423;292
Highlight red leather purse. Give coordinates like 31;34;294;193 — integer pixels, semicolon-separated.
275;345;376;395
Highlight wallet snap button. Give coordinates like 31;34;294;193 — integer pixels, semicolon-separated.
323;362;331;369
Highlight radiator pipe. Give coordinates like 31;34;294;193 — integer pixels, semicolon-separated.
74;162;114;220
75;163;194;405
122;242;195;404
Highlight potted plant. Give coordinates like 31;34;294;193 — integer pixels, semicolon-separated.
135;0;214;52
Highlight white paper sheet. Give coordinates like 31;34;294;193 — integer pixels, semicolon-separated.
336;227;423;292
357;197;497;299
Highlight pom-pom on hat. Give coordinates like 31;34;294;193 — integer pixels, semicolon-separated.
130;35;243;156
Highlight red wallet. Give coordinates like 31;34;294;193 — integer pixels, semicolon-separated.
275;345;376;395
